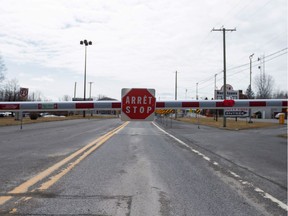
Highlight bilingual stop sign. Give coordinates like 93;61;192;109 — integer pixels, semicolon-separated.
121;88;156;121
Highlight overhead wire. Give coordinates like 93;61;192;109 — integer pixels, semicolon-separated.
182;1;286;97
191;0;257;71
224;48;287;77
196;47;287;90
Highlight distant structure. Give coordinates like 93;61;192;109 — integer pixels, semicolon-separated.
214;84;284;119
97;97;117;101
97;96;118;115
214;84;240;99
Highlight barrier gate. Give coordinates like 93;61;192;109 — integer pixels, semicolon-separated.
0;99;287;120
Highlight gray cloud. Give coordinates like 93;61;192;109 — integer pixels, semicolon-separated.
0;0;286;100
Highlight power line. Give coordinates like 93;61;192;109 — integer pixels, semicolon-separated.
227;48;287;71
227;51;287;77
197;47;287;88
182;48;287;99
265;47;287;58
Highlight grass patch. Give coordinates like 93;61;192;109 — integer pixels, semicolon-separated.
176;117;280;130
0;115;117;127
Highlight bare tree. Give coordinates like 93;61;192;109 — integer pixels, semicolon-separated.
273;89;288;99
62;95;71;101
254;72;274;99
0;55;6;83
28;91;43;101
3;79;20;101
0;55;6;100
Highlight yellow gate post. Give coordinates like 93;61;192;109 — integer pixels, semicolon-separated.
279;113;285;124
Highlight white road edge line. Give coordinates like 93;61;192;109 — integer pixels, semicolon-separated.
152;122;288;212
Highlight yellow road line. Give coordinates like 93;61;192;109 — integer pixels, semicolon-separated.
38;123;125;190
0;121;129;205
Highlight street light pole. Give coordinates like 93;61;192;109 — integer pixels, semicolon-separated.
248;53;254;123
80;40;92;117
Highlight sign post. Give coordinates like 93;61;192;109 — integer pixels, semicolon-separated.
121;88;156;121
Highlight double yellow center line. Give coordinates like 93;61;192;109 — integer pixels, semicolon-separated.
0;121;129;206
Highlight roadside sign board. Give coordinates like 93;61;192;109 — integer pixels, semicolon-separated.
20;87;29;100
38;103;58;109
215;90;239;99
224;108;249;117
121;88;156;121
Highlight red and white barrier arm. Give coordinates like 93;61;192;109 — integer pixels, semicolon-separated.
0;99;287;112
0;101;121;112
156;99;288;109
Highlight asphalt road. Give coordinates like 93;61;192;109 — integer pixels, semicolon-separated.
0;119;123;193
0;118;287;215
158;118;287;192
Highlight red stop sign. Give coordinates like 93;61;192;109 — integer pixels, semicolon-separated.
121;88;156;121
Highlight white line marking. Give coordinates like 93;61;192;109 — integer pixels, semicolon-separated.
255;188;288;211
152;122;288;211
229;171;241;178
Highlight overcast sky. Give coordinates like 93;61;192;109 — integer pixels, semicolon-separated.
0;0;287;101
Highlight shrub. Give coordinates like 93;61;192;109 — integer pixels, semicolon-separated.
30;112;38;120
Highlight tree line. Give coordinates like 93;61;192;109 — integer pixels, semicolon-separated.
245;71;287;99
0;78;44;101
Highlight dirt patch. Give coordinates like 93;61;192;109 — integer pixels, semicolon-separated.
0;115;117;126
176;117;280;130
278;134;288;139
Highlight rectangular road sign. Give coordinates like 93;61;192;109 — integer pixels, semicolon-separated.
224;108;249;117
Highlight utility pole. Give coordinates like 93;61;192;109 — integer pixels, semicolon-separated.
214;74;218;121
175;71;178;119
74;82;77;99
258;54;265;75
212;27;236;127
88;82;93;99
175;71;178;100
196;82;198;100
214;74;217;91
249;54;254;94
248;54;254;123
